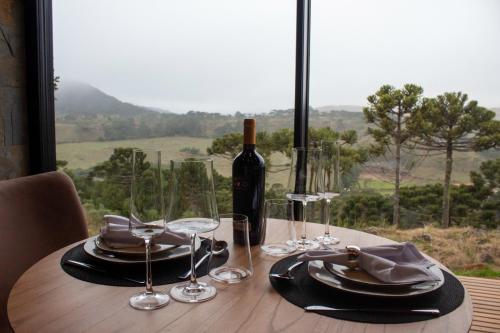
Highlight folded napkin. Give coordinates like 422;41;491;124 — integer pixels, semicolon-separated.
298;242;440;284
100;215;190;249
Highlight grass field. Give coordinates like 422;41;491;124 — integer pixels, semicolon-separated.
57;136;216;169
56;136;290;187
57;135;496;192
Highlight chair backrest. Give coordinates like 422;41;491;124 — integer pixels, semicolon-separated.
0;172;88;332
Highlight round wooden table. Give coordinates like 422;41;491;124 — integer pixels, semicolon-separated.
8;223;472;333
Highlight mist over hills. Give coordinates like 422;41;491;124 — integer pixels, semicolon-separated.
54;81;498;184
54;81;369;142
316;105;363;113
55;81;160;117
55;81;367;117
54;81;499;144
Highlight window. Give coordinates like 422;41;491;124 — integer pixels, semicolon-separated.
53;0;296;234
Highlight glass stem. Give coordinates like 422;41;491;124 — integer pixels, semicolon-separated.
145;238;153;293
301;201;307;242
324;199;331;236
189;233;198;285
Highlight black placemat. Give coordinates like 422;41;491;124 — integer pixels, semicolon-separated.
61;239;228;287
269;254;465;324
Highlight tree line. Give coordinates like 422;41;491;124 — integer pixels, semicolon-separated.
60;146;499;232
59;84;499;231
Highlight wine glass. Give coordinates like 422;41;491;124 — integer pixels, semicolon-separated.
129;149;170;310
286;147;323;250
209;213;253;283
316;140;341;246
260;199;296;256
165;159;219;303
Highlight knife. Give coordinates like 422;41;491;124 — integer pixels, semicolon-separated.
178;252;211;279
64;259;145;285
305;305;440;316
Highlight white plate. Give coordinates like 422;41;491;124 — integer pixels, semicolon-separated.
308;260;445;298
324;262;442;288
95;237;175;255
83;236;201;263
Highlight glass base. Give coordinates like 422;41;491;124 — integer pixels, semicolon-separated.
129;291;170;311
288;239;320;251
261;244;296;256
315;234;340;246
210;266;251;284
170;281;216;303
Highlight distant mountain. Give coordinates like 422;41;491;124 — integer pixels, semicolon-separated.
316;105;364;113
55;81;156;117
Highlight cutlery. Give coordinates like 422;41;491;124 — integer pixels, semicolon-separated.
305;305;440;316
269;261;304;280
178;252;211;279
177;240;228;279
63;260;144;284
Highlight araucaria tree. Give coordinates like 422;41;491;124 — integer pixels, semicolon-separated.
409;92;500;227
363;84;424;227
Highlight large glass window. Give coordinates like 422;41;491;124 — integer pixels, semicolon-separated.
53;1;295;234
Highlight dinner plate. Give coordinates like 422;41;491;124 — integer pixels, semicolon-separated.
324;262;442;289
94;236;175;255
83;236;201;263
308;260;445;298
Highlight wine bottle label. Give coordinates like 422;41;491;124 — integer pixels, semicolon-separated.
233;177;249;191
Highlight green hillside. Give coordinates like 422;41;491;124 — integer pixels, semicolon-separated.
55;82;499;187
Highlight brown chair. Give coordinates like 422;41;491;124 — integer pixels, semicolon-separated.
0;171;88;332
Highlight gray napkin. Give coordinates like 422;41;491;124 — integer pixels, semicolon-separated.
100;215;190;249
298;242;440;284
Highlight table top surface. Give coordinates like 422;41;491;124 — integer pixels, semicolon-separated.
8;222;472;333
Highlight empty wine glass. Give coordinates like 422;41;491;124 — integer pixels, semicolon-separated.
260;199;296;256
209;213;253;283
129;149;170;310
165;159;219;303
316;141;341;246
286;147;323;250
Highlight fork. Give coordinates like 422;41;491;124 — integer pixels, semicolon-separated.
270;261;304;280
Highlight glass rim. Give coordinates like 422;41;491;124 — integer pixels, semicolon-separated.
219;213;248;221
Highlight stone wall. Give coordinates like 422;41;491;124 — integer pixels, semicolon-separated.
0;0;29;179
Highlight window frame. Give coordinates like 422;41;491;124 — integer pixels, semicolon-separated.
26;0;57;174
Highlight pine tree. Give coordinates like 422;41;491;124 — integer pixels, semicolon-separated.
363;84;424;227
409;92;500;227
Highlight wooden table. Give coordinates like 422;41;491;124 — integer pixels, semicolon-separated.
8;223;472;333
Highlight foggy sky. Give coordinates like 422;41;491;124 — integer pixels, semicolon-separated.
53;0;500;114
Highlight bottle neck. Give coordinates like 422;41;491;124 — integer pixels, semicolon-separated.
243;119;256;146
243;144;255;150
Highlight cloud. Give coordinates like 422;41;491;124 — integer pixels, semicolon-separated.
53;0;500;114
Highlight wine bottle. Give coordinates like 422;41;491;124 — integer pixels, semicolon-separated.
232;119;265;246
